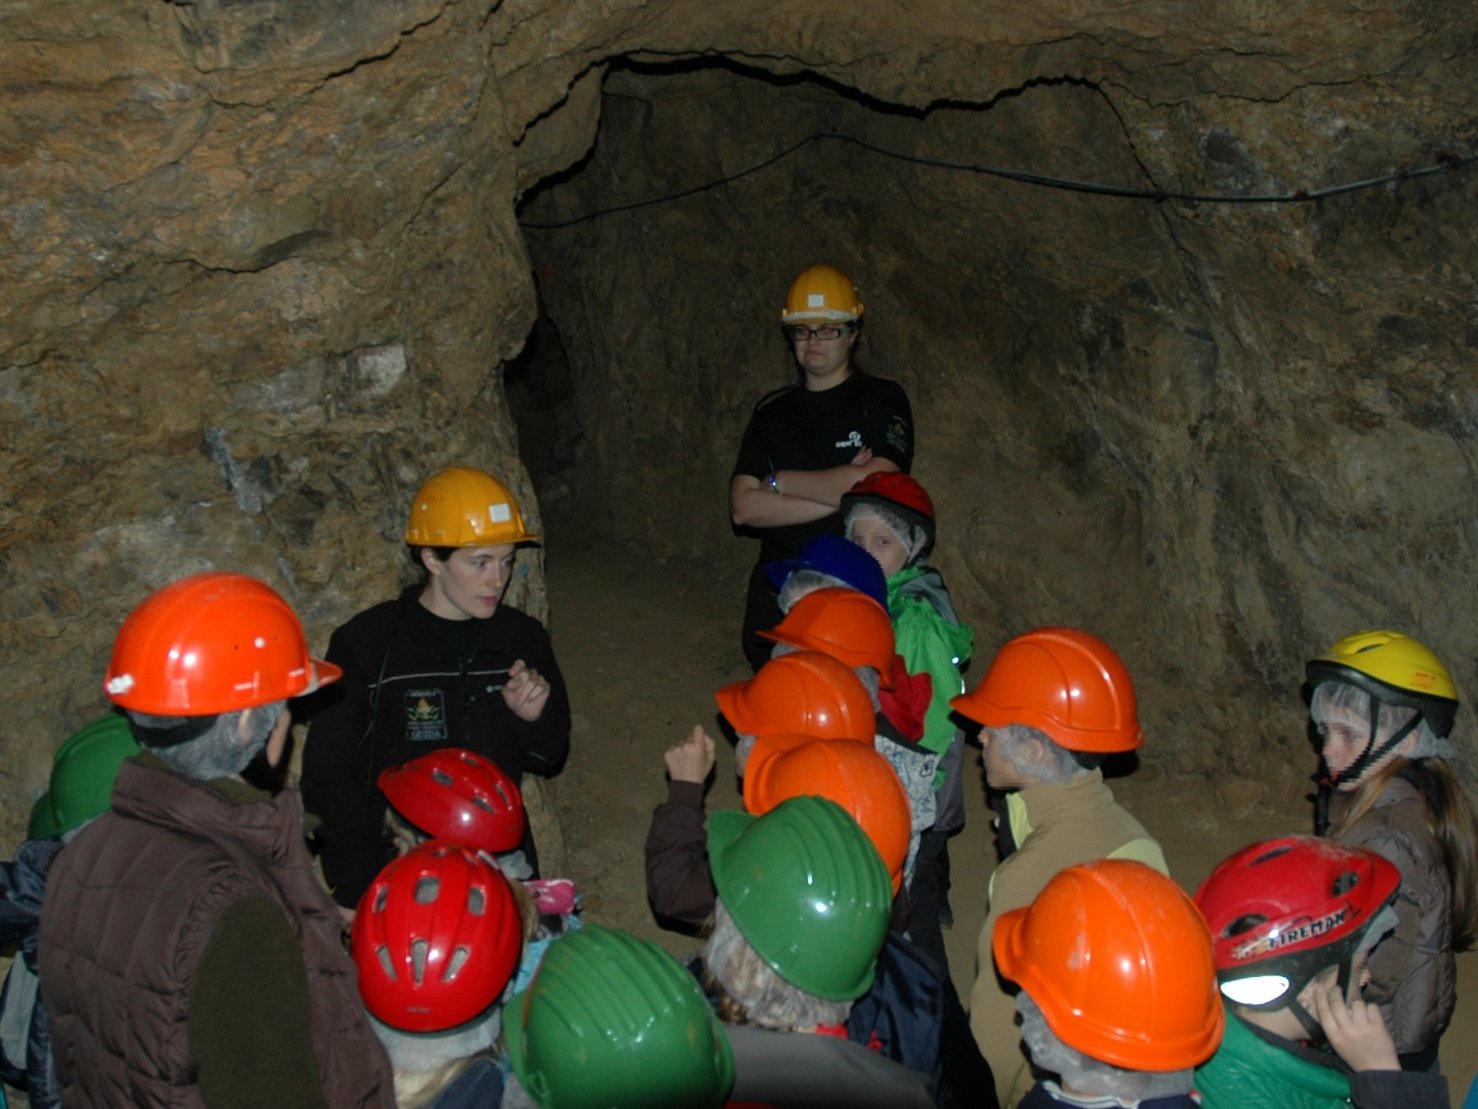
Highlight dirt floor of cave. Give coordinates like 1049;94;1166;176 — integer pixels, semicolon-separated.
543;530;1478;1100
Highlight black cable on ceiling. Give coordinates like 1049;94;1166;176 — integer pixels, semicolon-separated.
519;130;1476;231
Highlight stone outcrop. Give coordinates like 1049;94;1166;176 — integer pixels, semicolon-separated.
2;0;1476;836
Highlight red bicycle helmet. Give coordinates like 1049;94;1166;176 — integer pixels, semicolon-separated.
352;840;523;1032
840;472;936;552
1194;835;1399;1011
841;472;935;522
378;748;525;854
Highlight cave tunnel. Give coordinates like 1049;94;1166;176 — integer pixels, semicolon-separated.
508;52;1478;795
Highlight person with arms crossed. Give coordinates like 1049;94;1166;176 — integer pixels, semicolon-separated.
730;264;913;670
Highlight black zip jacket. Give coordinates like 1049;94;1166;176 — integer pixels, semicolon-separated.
301;587;570;907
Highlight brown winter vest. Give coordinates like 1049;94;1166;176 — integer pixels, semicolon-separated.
39;756;395;1108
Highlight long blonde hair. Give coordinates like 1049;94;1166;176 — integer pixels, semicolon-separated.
392;1057;479;1109
1330;756;1478;951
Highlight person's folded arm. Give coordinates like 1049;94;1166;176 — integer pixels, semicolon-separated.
730;454;900;528
772;455;899;507
730;474;838;527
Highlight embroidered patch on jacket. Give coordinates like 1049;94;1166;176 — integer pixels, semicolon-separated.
404;688;449;743
884;414;912;456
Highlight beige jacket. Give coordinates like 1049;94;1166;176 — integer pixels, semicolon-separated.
969;769;1167;1107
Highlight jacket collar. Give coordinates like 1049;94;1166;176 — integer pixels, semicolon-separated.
109;753;301;866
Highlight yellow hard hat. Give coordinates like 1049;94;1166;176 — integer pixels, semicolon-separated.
781;265;864;325
404;467;540;548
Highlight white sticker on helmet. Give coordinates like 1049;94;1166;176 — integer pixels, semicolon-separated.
489;503;512;523
807;292;825;307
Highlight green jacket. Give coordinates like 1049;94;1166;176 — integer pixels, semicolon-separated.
886;567;973;772
1197;1008;1352;1109
1196;1007;1449;1109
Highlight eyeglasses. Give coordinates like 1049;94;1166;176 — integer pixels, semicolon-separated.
783;324;852;342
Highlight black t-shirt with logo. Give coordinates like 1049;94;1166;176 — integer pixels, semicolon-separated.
732;370;914;562
300;588;571;906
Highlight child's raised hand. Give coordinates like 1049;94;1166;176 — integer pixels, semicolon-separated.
664;726;716;784
1304;979;1400;1073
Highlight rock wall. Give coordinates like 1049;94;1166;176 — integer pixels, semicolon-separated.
2;0;1476;838
1;0;552;835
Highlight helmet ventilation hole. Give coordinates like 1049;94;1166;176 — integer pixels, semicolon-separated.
467;886;486;916
1226;913;1269;937
443;946;471;982
1250;845;1293;866
375;946;397;981
411;939;428;985
415;876;440;904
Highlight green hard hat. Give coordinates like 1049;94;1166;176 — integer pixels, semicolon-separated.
505;925;733;1109
28;712;140;839
708;794;891;1001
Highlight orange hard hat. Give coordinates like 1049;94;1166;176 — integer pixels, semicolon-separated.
744;735;910;893
951;626;1141;753
758;588;896;689
716;652;874;742
103;572;341;715
993;859;1224;1071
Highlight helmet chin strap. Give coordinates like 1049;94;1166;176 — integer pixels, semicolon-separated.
1290;953;1361;1045
1289;996;1326;1044
1313;779;1332;836
1315;703;1421;830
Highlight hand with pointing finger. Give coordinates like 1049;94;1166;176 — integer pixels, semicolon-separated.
502;659;551;722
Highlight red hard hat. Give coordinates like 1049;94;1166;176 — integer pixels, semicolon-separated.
758;588;896;689
744;735;911;893
951;627;1141;754
378;748;525;854
994;860;1224;1071
715;652;875;742
1194;835;1400;1010
352;840;523;1032
103;572;341;715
